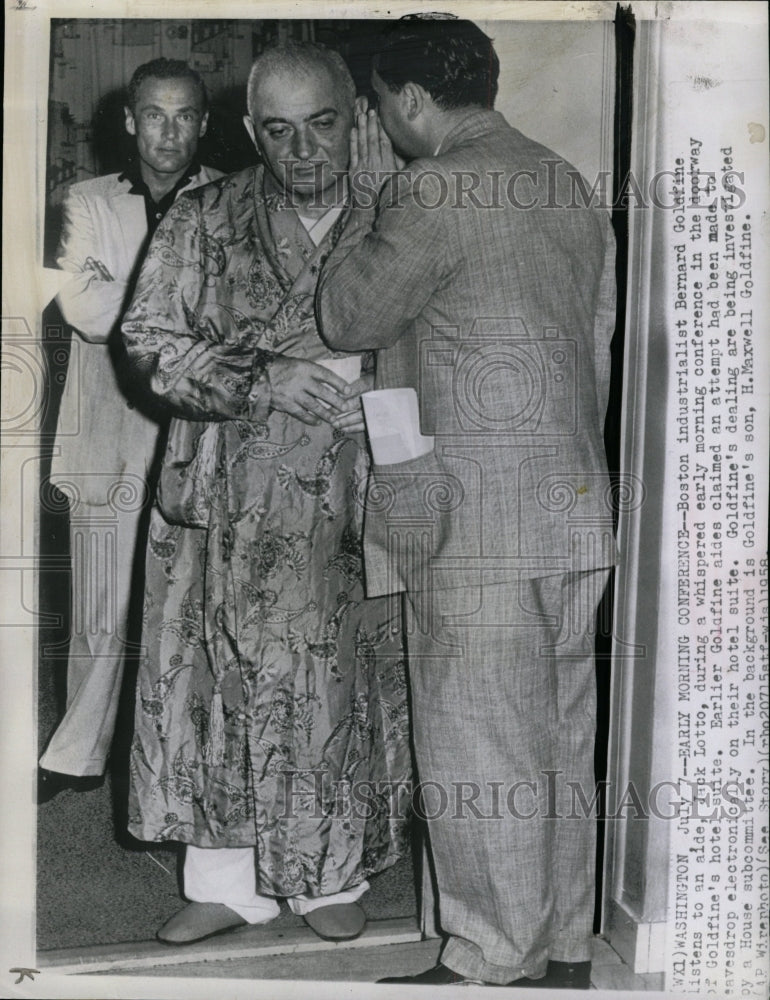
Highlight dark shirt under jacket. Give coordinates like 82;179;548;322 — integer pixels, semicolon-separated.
119;158;202;237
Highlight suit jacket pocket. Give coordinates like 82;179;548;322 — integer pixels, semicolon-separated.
368;449;465;526
365;449;468;594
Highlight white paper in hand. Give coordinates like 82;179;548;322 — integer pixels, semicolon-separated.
361;388;435;465
315;355;362;384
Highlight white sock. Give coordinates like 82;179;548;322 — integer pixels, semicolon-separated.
287;880;369;915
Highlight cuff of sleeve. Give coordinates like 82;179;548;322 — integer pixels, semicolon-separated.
247;348;276;424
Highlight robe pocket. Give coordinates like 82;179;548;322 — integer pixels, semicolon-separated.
157;420;221;528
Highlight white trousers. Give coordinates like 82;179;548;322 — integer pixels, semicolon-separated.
184;846;369;923
40;501;143;776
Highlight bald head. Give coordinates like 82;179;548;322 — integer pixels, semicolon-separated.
246;41;356;121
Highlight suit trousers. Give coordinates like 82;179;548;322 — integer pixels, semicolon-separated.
404;569;610;984
40;500;144;776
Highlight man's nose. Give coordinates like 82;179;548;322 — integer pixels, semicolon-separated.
161;117;179;140
292;127;316;160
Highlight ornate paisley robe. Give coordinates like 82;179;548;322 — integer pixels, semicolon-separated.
121;166;410;898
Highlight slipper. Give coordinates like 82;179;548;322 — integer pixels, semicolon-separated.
302;901;366;941
156;902;249;944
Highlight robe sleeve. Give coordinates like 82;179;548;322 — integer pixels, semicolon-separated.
55;187;130;343
121;191;273;424
317;168;446;351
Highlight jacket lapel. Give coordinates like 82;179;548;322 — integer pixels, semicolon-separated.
111;188;149;275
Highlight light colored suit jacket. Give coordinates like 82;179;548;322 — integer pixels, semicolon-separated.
51;167;221;505
318;110;617;595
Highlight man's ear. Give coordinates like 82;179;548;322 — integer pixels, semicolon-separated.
124;106;136;137
400;82;425;122
199;111;209;138
243;114;258;149
353;94;368;116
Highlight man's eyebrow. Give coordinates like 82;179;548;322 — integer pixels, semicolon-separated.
261;108;339;127
140;104;201;113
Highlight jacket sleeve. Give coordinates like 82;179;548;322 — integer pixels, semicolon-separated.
55;188;132;343
317;167;447;351
121;191;271;423
592;212;617;423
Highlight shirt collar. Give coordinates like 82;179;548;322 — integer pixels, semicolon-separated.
118;157;202;200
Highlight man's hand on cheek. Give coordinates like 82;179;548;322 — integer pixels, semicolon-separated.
349;105;404;205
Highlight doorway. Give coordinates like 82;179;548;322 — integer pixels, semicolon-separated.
35;13;626;959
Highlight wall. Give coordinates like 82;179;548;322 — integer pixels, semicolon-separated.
481;19;615;183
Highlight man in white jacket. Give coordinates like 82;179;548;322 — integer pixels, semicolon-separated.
39;58;221;800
